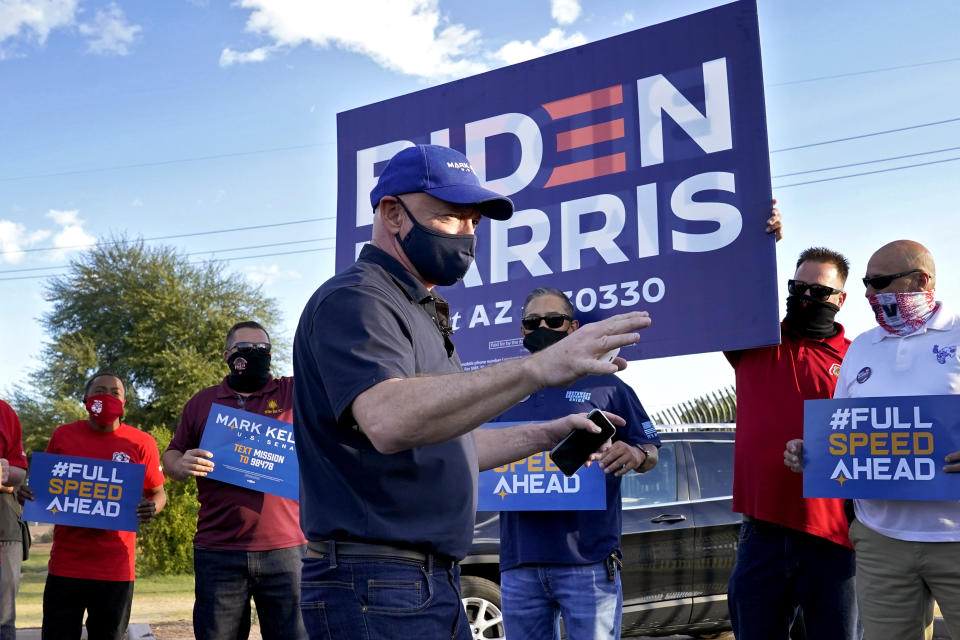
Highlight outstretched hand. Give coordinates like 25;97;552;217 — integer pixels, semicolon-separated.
529;311;651;388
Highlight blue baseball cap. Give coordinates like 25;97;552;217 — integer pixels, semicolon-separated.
370;144;514;220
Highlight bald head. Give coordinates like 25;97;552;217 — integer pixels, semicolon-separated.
864;240;936;296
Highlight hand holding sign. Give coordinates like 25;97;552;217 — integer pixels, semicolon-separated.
784;439;804;473
173;448;215;478
944;450;960;473
137;498;158;522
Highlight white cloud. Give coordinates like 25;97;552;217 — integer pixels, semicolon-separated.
618;11;635;26
550;0;581;25
491;28;587;66
131;198;143;207
244;263;301;286
78;3;141;55
0;220;50;264
219;45;273;67
46;209;95;260
221;0;487;80
0;0;78;50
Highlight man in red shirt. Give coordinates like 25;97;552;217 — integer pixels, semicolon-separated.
164;321;305;640
41;372;166;640
0;399;28;640
726;247;858;640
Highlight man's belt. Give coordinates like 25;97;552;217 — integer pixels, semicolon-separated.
306;540;457;570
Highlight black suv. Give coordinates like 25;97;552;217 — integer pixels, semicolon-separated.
459;426;739;639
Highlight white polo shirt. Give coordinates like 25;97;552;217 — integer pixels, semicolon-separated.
834;303;960;542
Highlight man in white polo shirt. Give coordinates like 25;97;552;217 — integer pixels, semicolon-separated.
785;239;960;639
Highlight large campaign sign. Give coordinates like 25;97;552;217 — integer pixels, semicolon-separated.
477;422;606;510
199;404;299;500
24;452;145;532
335;0;778;368
803;396;960;500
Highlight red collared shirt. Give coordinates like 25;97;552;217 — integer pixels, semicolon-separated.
727;322;852;548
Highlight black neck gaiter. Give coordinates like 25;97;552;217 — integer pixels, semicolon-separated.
784;295;840;339
227;351;272;393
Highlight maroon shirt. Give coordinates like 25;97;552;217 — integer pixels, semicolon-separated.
168;376;305;550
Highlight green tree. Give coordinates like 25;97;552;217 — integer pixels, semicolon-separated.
11;238;285;574
15;238;284;442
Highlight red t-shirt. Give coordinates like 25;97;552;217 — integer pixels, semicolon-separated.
727;322;852;548
45;420;164;581
167;376;305;551
0;400;28;472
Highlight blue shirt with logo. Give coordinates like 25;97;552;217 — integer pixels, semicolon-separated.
494;375;660;570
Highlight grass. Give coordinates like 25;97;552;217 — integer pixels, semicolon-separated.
18;543;195;628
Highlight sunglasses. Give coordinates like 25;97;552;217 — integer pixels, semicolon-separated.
230;342;271;354
787;279;843;301
861;269;923;290
522;314;572;331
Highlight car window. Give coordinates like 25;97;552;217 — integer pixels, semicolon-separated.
689;441;734;499
621;442;676;507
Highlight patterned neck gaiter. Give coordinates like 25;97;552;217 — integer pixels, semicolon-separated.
868;290;938;336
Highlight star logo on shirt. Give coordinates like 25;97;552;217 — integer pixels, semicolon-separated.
498;489;508;499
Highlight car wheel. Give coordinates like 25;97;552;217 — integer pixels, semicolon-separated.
460;575;506;640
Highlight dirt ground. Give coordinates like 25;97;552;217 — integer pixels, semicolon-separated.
150;621;261;639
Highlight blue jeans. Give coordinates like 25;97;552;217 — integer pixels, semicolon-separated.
299;554;471;640
501;562;621;640
728;520;861;640
193;545;306;640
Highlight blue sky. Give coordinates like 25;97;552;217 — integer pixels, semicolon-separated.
2;0;959;415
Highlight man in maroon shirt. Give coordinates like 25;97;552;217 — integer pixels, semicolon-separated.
164;321;306;640
726;247;859;640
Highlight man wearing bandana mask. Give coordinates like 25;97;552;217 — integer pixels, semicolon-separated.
727;246;862;640
293;144;652;640
494;288;660;640
164;321;306;640
786;240;960;640
38;372;165;640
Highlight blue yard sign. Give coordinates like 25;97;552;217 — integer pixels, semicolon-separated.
803;395;960;500
24;452;146;532
335;0;778;368
199;403;300;501
477;422;606;511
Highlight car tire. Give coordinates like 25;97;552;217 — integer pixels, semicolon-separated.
460;575;506;640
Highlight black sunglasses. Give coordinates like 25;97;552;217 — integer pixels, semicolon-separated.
787;279;843;301
230;342;271;354
861;269;923;290
522;314;572;331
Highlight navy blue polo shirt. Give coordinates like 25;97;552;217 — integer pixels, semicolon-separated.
494;375;660;570
293;244;477;559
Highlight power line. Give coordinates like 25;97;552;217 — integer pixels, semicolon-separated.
771;145;960;178
774;154;960;189
0;142;331;183
0;245;337;282
768;55;960;87
0;237;336;275
0;216;335;257
769;117;960;153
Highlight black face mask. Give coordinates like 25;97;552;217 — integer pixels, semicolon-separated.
784;295;840;339
396;198;476;287
227;350;272;393
523;327;568;353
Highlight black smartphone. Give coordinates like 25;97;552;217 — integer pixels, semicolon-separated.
549;409;617;477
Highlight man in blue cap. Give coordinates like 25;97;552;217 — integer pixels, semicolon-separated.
293;144;652;640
